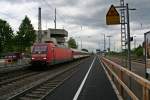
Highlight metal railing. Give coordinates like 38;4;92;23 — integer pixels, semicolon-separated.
101;57;150;100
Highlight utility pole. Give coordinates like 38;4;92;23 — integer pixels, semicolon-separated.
78;36;82;50
38;7;42;43
107;35;112;52
126;4;136;100
134;35;136;48
104;34;106;52
54;8;56;29
99;41;101;51
54;8;57;37
126;3;136;70
80;26;83;50
45;16;47;30
81;39;82;50
114;41;116;51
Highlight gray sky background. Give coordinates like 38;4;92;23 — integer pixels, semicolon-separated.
0;0;149;52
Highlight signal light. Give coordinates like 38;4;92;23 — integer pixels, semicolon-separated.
130;37;133;41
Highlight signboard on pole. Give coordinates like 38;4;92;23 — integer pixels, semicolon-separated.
106;5;120;25
144;31;150;78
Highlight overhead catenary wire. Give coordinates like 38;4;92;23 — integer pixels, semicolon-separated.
0;12;21;21
0;1;39;25
28;0;91;36
42;0;67;25
42;0;81;30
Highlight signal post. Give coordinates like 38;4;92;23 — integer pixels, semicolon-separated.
106;3;136;99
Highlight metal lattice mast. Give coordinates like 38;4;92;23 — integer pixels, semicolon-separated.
120;0;126;50
120;0;128;67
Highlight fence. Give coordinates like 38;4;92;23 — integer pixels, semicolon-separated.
101;57;150;100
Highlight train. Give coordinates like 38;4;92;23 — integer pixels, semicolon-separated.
31;42;89;68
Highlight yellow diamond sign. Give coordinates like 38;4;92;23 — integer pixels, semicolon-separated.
106;5;120;25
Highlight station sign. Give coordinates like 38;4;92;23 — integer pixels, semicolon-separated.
106;5;120;25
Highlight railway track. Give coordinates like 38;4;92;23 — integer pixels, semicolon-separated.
105;56;146;78
0;70;30;80
0;71;40;88
9;62;79;100
0;58;88;100
106;56;145;64
131;59;145;64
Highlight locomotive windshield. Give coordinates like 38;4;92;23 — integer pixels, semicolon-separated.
32;45;48;54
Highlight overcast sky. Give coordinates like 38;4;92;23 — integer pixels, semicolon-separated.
0;0;150;52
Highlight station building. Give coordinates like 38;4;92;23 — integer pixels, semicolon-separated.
35;28;68;46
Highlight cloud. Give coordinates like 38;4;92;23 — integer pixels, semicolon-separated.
0;0;150;51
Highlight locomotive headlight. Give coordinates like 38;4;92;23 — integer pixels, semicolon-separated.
43;57;47;60
32;57;35;60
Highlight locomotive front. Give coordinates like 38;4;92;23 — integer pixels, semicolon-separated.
31;43;49;67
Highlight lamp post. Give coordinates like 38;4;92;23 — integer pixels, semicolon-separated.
74;36;82;50
114;40;116;51
104;34;106;52
126;3;136;71
78;36;82;50
134;35;136;49
81;38;82;50
126;3;131;71
126;4;136;100
107;35;112;52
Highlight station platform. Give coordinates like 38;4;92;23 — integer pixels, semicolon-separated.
44;56;118;100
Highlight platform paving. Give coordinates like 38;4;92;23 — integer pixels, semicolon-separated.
44;56;118;100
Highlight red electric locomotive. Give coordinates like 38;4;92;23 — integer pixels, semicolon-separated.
31;42;73;67
31;42;90;68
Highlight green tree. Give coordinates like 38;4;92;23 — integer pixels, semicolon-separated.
132;45;143;57
68;37;78;49
0;19;14;53
16;16;36;52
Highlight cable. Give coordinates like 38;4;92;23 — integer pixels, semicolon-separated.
42;0;67;23
42;0;76;29
34;0;85;31
0;12;21;21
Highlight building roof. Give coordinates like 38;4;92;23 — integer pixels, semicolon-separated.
49;28;68;37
